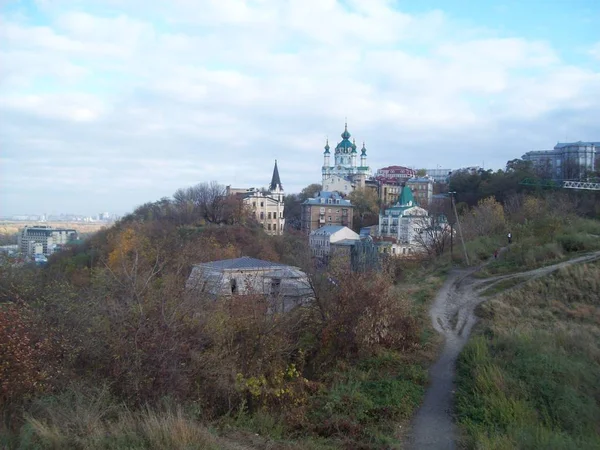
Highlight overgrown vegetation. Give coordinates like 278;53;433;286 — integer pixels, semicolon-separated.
456;260;600;449
3;169;599;448
0;185;445;449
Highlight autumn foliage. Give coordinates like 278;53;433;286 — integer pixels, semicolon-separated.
0;302;68;413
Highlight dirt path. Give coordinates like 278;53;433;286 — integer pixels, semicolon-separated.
406;250;600;450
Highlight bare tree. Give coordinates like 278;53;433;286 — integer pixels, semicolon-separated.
173;181;232;224
413;215;452;258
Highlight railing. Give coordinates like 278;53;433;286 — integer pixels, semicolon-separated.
562;180;600;191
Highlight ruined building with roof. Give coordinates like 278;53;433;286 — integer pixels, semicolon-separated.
321;122;372;195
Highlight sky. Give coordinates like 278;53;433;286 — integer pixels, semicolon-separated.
1;0;599;216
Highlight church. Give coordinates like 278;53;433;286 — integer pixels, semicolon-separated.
322;122;372;195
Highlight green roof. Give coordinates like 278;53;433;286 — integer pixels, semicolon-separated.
398;186;416;206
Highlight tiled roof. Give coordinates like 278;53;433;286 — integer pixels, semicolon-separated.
198;256;289;271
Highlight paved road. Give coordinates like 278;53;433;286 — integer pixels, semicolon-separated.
406;250;600;450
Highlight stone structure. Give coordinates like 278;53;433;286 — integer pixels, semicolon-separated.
301;191;353;235
186;256;313;313
321;122;371;195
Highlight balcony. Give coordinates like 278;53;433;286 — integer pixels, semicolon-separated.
319;218;325;224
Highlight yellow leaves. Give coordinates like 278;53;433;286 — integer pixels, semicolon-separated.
235;364;307;408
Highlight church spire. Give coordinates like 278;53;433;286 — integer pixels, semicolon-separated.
341;121;351;140
269;159;283;191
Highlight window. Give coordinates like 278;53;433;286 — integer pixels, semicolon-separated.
273;223;277;230
328;216;332;221
270;278;281;296
231;278;238;295
260;212;264;219
252;202;256;207
260;202;264;207
268;212;272;219
268;223;272;230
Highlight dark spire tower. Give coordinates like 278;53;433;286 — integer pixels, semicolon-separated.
269;159;283;192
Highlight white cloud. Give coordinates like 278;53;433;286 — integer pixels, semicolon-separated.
1;0;599;215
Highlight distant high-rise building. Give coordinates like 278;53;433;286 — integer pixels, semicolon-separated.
18;225;78;256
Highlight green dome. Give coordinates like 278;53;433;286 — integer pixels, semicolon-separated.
324;138;330;154
341;122;351;140
360;142;367;156
336;139;353;151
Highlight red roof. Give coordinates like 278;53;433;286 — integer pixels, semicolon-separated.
377;166;415;175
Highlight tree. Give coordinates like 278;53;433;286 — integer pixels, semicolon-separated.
299;183;322;201
415;168;427;177
348;188;380;230
413;214;452;258
284;184;322;231
173;181;242;225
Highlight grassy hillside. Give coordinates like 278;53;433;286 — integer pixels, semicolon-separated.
456;260;600;449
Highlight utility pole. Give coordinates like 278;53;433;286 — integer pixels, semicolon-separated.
449;191;469;266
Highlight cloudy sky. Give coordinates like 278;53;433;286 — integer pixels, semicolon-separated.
1;0;599;216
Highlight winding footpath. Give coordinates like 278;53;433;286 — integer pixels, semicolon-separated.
407;250;600;450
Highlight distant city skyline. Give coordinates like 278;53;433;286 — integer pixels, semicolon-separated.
1;0;599;216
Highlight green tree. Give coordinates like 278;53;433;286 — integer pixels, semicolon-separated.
348;188;380;230
299;183;322;201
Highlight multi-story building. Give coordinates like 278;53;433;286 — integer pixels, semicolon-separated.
522;141;598;180
18;225;78;256
375;166;416;185
228;161;285;236
406;176;434;208
301;191;353;234
425;168;452;183
309;225;359;258
321;122;372;195
378;186;428;250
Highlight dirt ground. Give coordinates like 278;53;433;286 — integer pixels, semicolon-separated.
406;250;600;450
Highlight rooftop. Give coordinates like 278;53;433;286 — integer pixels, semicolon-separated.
303;191;352;206
197;256;290;271
310;225;347;235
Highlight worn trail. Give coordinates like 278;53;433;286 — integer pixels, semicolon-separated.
407;251;600;450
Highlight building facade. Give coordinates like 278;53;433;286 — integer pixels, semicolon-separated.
229;161;285;235
186;256;312;313
375;166;416;185
18;225;78;256
321;123;372;195
378;186;428;249
309;225;359;258
301;191;353;234
522;141;599;180
406;176;434;208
